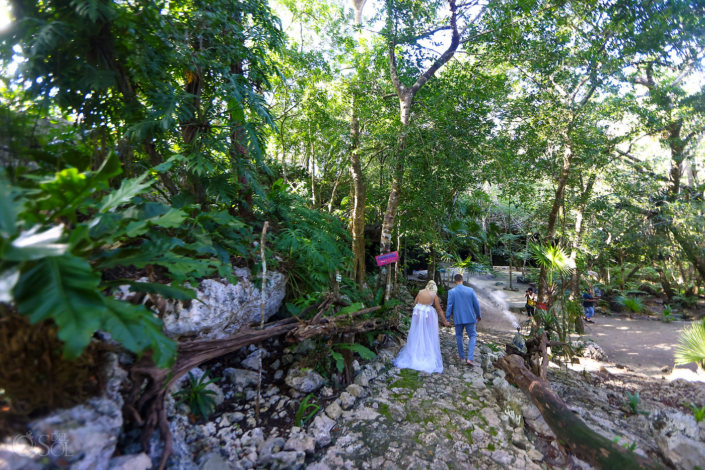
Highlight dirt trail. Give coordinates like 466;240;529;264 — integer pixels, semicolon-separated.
460;270;703;382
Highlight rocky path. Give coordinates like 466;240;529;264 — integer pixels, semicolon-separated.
309;328;545;470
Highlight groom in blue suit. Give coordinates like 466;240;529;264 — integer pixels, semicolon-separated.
446;274;482;366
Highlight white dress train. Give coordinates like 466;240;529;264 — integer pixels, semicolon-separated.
393;294;444;374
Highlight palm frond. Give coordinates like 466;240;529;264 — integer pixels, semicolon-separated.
675;319;705;369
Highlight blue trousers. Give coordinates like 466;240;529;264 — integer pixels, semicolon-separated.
585;306;595;319
455;323;477;361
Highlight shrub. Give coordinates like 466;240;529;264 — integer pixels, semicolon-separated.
174;371;220;419
615;296;645;314
662;305;673;324
675;319;705;372
674;295;698;309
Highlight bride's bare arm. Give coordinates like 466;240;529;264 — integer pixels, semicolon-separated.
434;296;448;326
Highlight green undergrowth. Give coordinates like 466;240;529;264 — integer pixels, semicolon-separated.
390;369;422;390
378;403;392;420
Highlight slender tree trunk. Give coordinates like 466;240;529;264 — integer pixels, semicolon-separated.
570;174;596;300
350;96;367;287
327;162;347;213
279;119;288;183
625;262;644;284
667;121;685;201
428;244;436;289
670;225;705;282
394;220;401;295
653;260;675;301
378;0;461;301
539;144;574;302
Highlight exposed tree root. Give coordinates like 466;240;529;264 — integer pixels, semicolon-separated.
495;354;664;470
124;298;390;469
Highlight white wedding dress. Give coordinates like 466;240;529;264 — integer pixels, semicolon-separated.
393;292;444;374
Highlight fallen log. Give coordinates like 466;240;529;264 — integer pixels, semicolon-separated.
495;354;664;470
126;299;390;470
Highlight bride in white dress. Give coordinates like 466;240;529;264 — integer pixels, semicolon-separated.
393;281;449;374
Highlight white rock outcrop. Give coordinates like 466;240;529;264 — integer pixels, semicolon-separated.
27;354;127;470
650;410;705;470
162;267;287;340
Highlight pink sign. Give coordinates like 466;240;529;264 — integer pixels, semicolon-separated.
376;251;399;267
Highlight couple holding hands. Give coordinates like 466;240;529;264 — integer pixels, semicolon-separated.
393;274;482;374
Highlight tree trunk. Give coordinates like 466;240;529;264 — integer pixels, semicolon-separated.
350;96;367;287
570;174;596;299
379;166;403;300
279;119;288;184
378;0;462;301
625;262;644;285
539;144;574;303
496;355;664;470
144;141;179;196
670;225;705;282
653;260;675;300
327;162;347;213
667;121;685;200
428;244;436;289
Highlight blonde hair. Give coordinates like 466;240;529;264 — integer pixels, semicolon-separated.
425;280;438;294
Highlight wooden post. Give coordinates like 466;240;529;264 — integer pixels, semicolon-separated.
496;355;664;470
256;221;269;423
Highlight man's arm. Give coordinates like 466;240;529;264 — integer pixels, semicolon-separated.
472;290;481;321
446;289;454;323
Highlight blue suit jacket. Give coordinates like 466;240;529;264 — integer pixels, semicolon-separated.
446;284;482;325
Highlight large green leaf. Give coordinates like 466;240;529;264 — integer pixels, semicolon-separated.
152;208;187;228
102;298;177;367
334;343;377;360
14;255;106;359
98;175;153;213
3;225;68;261
0;171;19;238
37;154;123;220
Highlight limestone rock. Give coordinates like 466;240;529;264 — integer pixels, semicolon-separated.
346;384;364;398
284;434;317;455
325;401;343;420
572;341;608;362
285;368;324;393
0;446;44;470
340;392;356;409
259;437;286;459
28;353;126;470
242;349;270;371
108;453;152;470
241;428;265;449
161;267;287;340
258;451;305;470
309;414;336;447
650;410;705;470
199;453;234;470
224;368;259;390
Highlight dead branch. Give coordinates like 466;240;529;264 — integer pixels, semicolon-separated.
496;355;664;470
125;299;388;470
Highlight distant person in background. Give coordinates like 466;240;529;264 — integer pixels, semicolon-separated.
583;287;599;323
525;287;537;317
446;274;482;366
